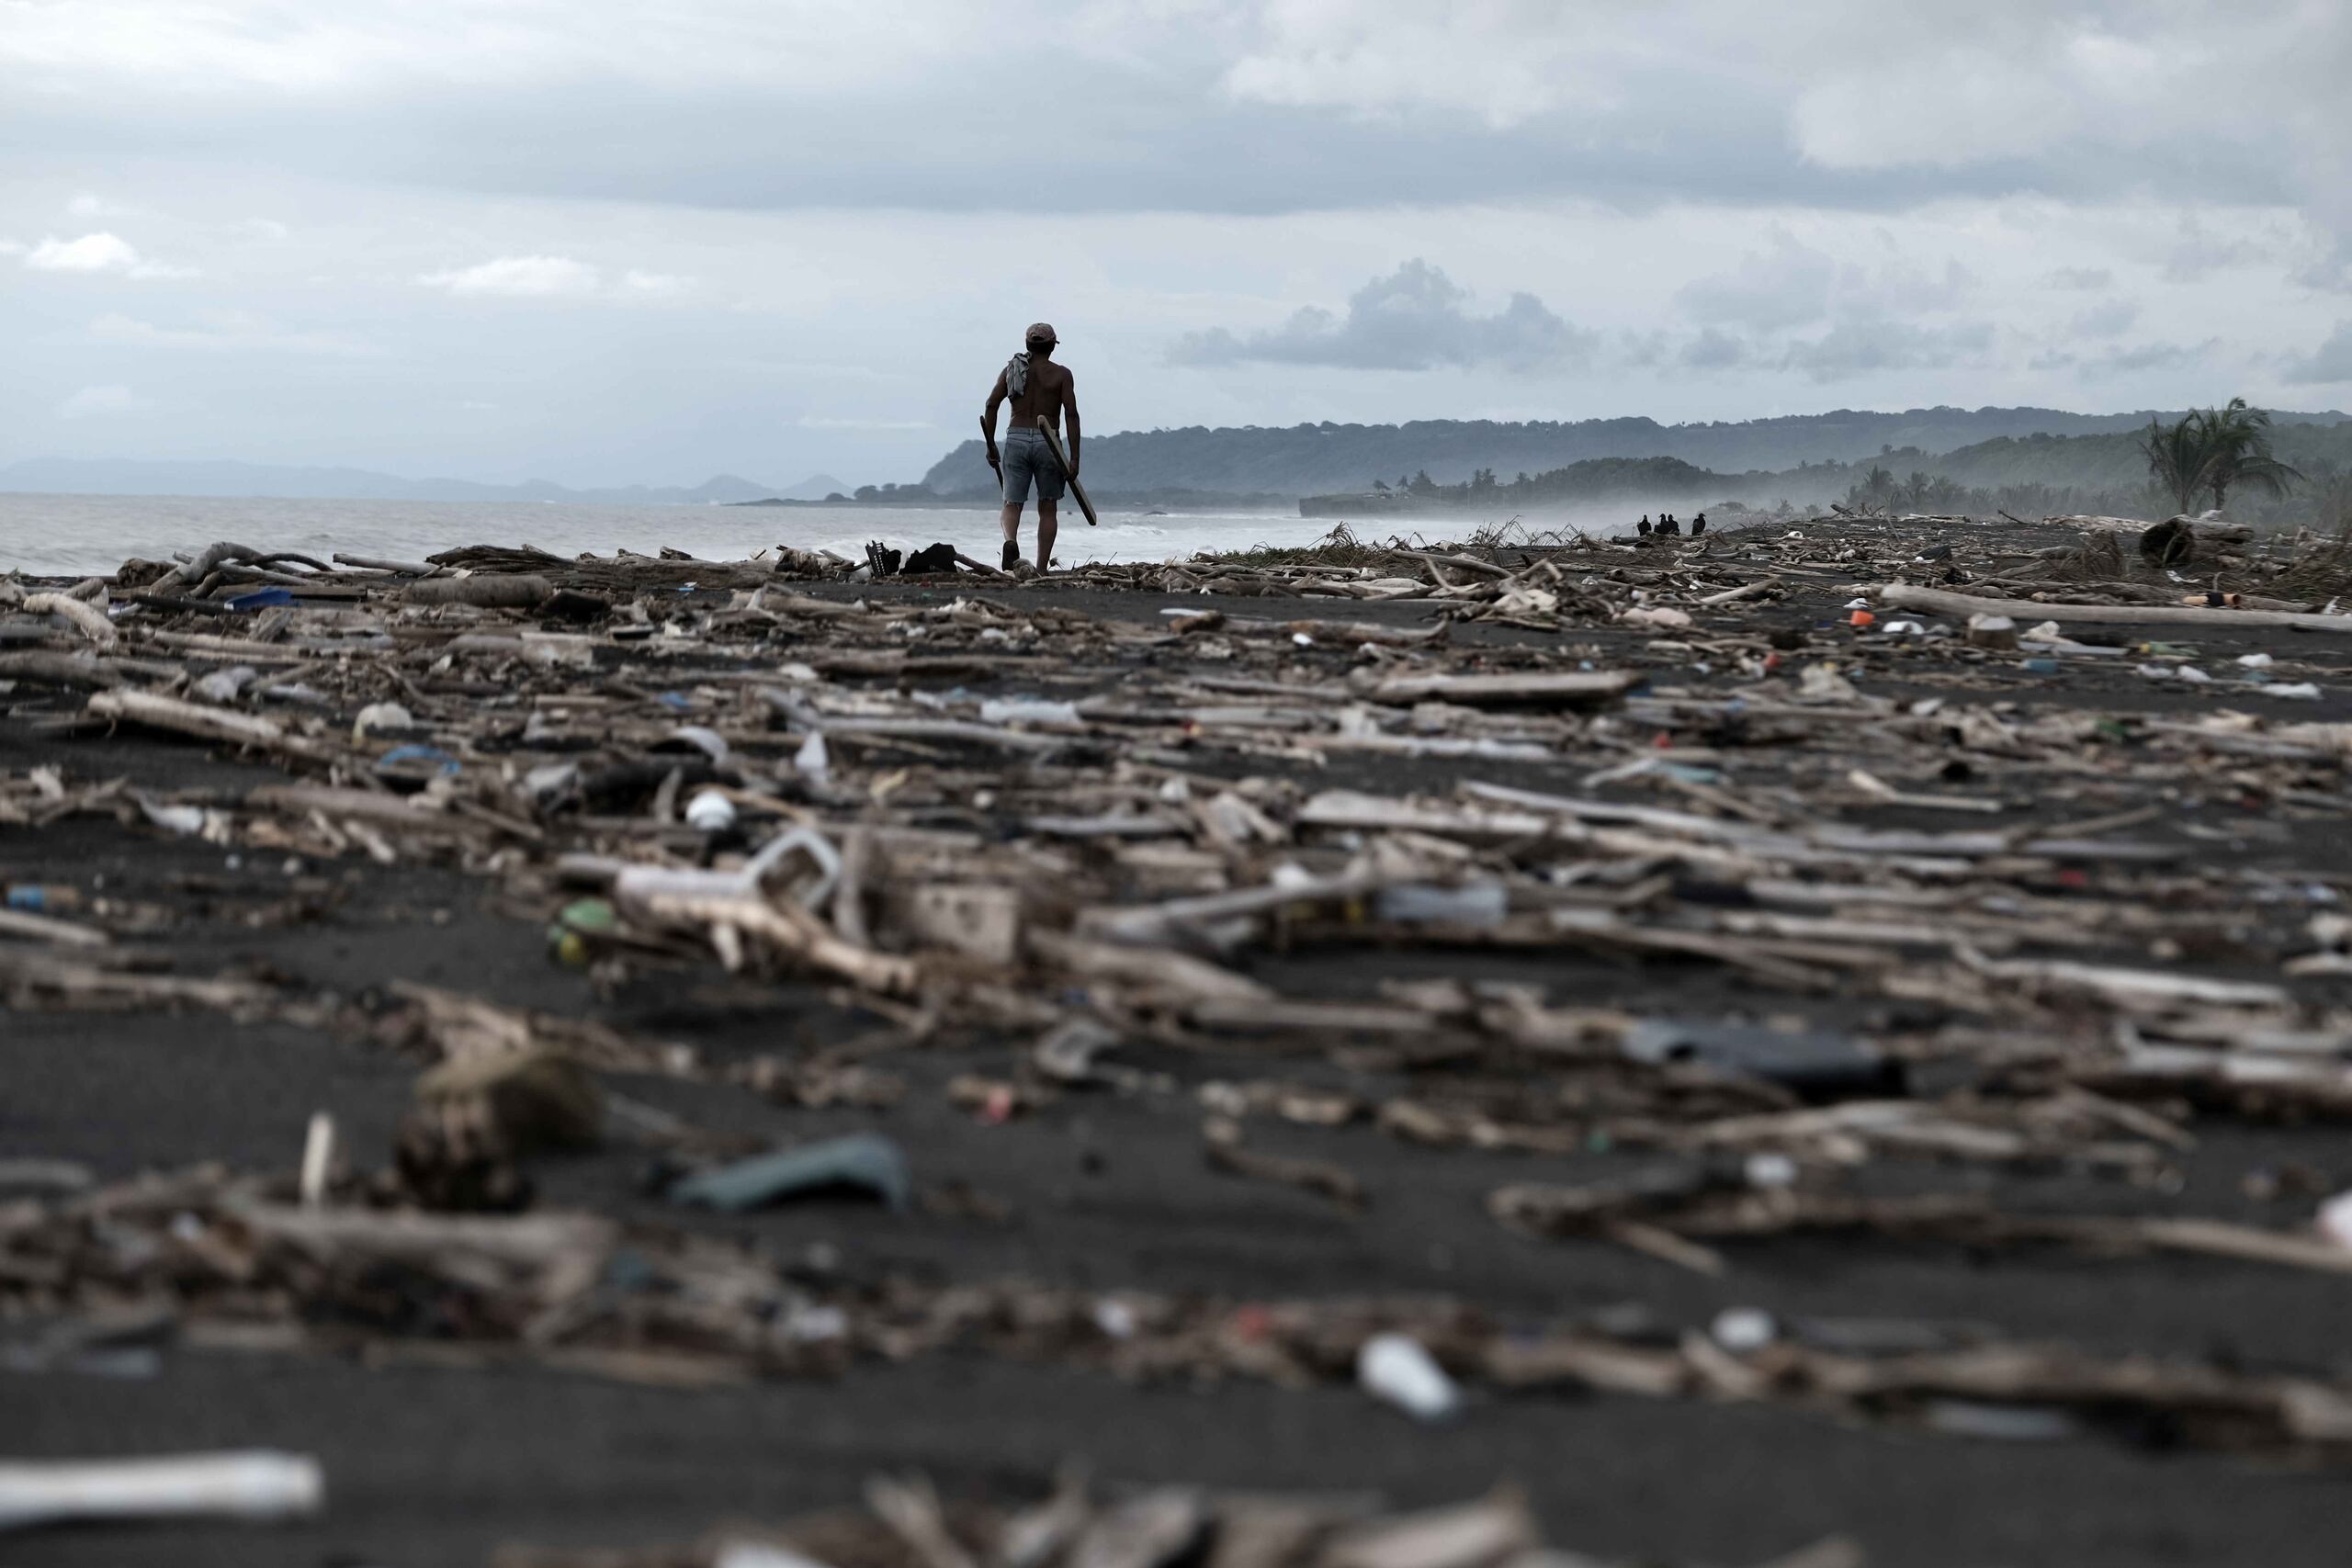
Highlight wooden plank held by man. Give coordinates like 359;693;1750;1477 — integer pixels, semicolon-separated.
1035;416;1098;528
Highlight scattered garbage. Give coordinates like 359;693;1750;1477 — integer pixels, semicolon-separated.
668;1134;912;1213
684;788;739;832
0;1450;323;1534
2321;1190;2352;1251
1621;1019;1889;1097
9;513;2352;1546
1355;1332;1463;1421
1964;614;2018;649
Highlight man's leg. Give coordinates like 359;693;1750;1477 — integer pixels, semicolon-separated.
1035;500;1058;571
999;501;1023;569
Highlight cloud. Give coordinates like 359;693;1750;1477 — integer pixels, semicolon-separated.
1845;256;1974;314
2077;340;2216;378
1220;1;1608;129
89;310;375;356
67;193;141;219
2067;299;2138;338
2044;265;2112;290
1781;319;1995;381
59;384;149;419
6;1;2336;238
418;254;603;298
1679;328;1749;369
1170;260;1597;373
417;255;697;302
2283;321;2352;385
1676;234;1836;332
1616;329;1669;369
620;269;693;299
1678;238;1974;333
22;231;194;278
2165;216;2266;280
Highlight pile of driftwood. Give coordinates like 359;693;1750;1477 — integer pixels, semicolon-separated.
501;1473;1845;1568
8;1160;2352;1462
6;514;2352;1551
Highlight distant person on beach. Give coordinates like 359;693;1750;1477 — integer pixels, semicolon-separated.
982;322;1080;571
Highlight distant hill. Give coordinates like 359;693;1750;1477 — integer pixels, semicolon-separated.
774;472;848;502
0;457;844;507
1294;419;2352;525
1928;421;2352;491
921;406;2352;501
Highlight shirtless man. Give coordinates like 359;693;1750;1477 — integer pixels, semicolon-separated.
981;322;1080;570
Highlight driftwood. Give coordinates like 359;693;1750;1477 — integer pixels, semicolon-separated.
244;785;481;837
19;592;117;648
0;651;123;689
1283;618;1447;648
626;886;918;994
0;907;110;947
85;689;311;757
1877;582;2352;634
1363;671;1637;706
160;542;331;588
951;550;1012;579
334;553;446;576
405;575;553;608
1397;548;1513;581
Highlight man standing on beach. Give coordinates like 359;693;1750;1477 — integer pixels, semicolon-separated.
981;323;1080;571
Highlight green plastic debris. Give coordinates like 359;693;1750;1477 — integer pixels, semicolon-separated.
547;897;619;966
667;1134;911;1213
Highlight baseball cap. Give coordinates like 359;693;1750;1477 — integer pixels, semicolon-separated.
1025;321;1057;345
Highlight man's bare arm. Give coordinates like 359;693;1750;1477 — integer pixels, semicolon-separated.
1062;371;1080;477
980;373;1007;471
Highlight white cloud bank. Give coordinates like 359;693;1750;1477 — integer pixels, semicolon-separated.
22;231;194;278
417;255;695;302
417;254;602;298
1172;260;1598;374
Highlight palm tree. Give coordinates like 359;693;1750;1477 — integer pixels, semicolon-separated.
2137;412;2221;514
2138;398;2304;514
2197;397;2303;512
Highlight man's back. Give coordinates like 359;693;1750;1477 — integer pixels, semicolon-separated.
1006;356;1072;432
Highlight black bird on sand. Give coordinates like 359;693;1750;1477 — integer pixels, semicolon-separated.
1636;514;1651;536
1692;512;1707;536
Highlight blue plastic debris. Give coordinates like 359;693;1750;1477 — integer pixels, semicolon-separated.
667;1133;911;1213
224;587;294;612
375;744;462;777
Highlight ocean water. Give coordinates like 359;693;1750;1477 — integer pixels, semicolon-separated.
0;492;1350;578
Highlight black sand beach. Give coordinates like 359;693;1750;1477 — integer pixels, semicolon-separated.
9;518;2352;1565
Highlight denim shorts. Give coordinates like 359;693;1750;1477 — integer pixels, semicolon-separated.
999;428;1065;506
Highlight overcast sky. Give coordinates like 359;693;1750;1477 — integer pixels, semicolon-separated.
5;0;2349;488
